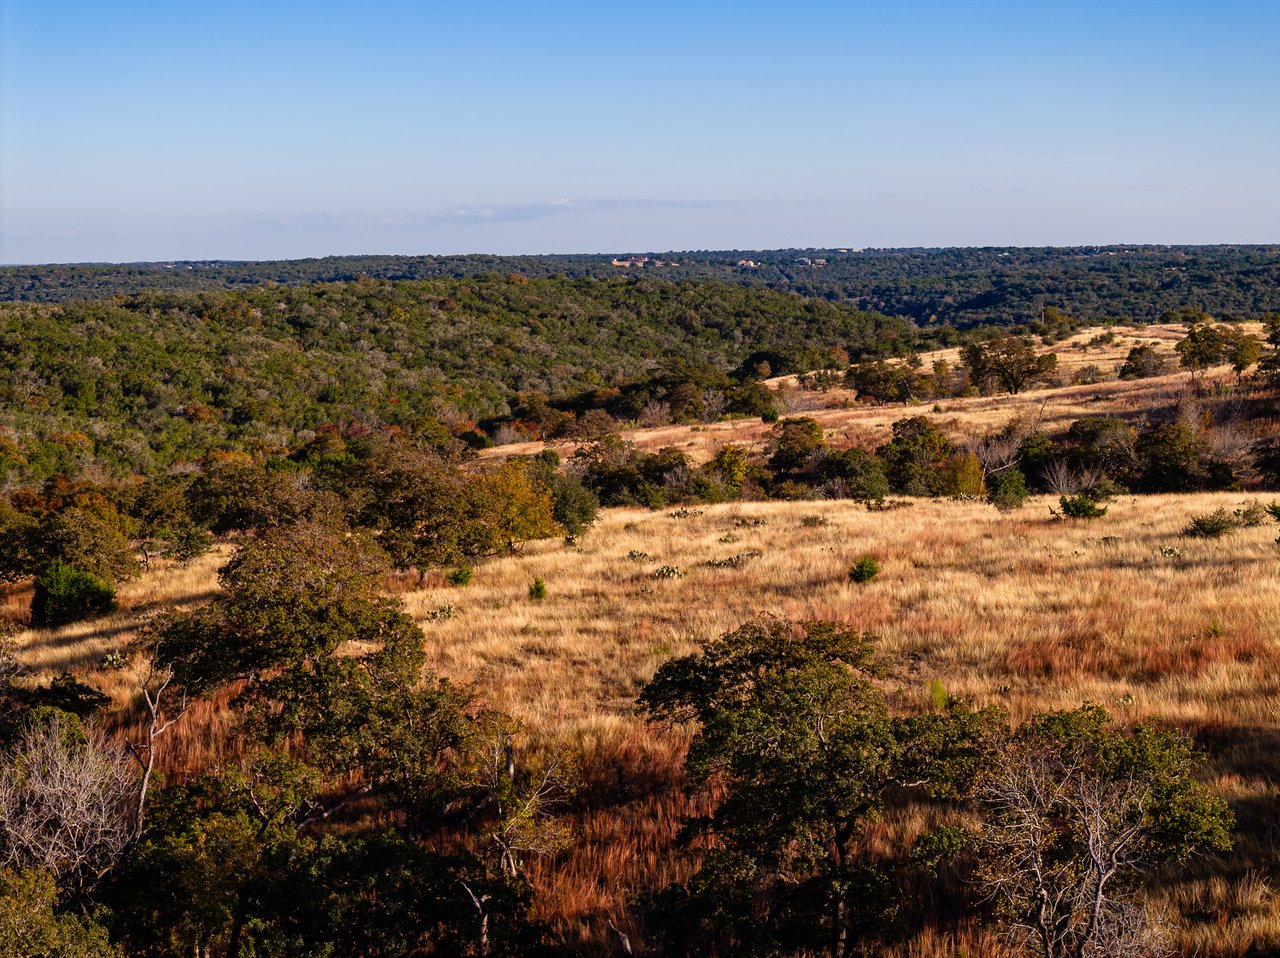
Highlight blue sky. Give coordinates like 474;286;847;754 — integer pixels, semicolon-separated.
2;0;1277;263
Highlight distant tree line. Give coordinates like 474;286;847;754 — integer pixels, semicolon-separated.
5;246;1280;330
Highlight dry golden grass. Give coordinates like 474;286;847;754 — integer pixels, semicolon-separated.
14;545;231;686
404;495;1279;731
481;322;1267;467
14;490;1280;953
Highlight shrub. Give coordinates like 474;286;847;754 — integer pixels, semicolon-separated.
445;565;473;586
1232;501;1267;528
1118;344;1168;380
423;603;456;621
161;524;213;564
650;565;686;580
1084;477;1125;503
528;578;547;601
986;470;1028;511
30;560;116;626
1058;494;1107;520
32;507;140;584
1182;510;1233;538
668;507;704;519
1136;421;1208;492
877;416;954;497
1181;506;1259;539
866;497;912;511
847;554;881;583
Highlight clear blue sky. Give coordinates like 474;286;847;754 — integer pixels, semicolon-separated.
2;0;1277;263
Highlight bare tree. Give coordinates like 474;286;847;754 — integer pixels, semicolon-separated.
124;655;190;836
974;711;1229;958
776;382;820;413
639;399;671;429
491;423;524;446
459;880;492;957
701;388;728;423
967;405;1049;481
1040;460;1103;497
978;744;1172;958
969;428;1026;481
0;713;135;900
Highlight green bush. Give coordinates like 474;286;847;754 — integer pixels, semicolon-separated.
986;470;1028;511
162;524;213;564
528;578;547;600
1058;494;1107;520
445;565;473;587
30;560;116;626
847;554;881;583
1182;508;1239;539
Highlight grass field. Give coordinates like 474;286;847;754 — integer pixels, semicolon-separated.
12;489;1280;954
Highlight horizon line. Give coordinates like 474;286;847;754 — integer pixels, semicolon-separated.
4;241;1279;269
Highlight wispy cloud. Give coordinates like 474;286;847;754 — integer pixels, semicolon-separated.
259;198;749;230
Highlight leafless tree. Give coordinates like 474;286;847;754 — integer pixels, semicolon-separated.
460;881;492;957
491;423;524;446
639;400;671;429
0;713;135;899
1206;408;1257;479
977;739;1174;958
124;655;190;835
701;388;728;423
776;383;819;413
662;464;694;499
970;429;1025;479
966;405;1049;481
1040;460;1104;497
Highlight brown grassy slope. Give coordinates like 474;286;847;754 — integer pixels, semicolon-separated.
15;495;1280;954
481;322;1270;465
418;495;1280;954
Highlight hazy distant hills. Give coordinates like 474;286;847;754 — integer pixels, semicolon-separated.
3;245;1278;328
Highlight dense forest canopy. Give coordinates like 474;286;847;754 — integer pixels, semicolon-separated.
0;275;907;479
4;245;1279;327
